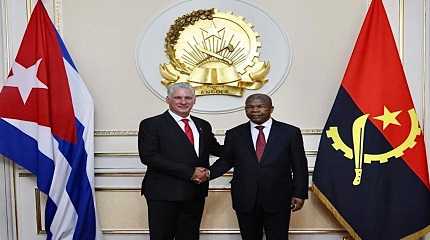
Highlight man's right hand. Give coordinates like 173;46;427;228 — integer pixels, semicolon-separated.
191;167;209;184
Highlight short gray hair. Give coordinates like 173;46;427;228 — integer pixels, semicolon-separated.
167;82;195;97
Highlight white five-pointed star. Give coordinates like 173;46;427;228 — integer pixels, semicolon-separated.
5;58;48;104
374;106;402;130
201;22;224;40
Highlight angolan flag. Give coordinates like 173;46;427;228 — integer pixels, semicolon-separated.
312;0;430;239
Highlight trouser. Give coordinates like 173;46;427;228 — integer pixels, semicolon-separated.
146;198;205;240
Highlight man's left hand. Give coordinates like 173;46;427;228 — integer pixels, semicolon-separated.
290;197;305;212
191;167;209;184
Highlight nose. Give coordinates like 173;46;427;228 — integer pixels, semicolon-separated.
177;97;188;104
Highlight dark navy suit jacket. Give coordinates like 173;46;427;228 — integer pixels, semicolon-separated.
210;120;308;212
139;111;222;201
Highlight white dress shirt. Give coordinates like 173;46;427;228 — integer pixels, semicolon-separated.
169;110;200;156
250;118;272;150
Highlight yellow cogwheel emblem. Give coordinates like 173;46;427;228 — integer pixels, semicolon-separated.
160;9;270;96
326;108;421;186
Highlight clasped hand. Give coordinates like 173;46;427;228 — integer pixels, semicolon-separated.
191;167;209;184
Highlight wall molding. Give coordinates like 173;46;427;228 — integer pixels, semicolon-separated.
94;129;323;137
93;150;318;157
3;0;429;239
33;187;346;235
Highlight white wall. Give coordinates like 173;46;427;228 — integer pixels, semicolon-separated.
0;0;428;239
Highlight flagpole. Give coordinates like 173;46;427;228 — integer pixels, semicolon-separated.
25;0;32;23
425;0;430;190
0;1;18;239
53;0;62;34
1;0;9;84
399;0;404;62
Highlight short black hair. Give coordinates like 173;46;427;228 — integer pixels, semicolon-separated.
245;94;273;106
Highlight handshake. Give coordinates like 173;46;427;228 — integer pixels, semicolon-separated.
191;167;210;184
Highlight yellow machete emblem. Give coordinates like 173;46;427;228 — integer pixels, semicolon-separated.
326;107;421;186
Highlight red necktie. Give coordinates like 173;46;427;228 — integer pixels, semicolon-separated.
181;119;194;145
255;126;266;161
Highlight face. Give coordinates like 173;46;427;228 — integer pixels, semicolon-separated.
166;88;196;117
245;98;273;125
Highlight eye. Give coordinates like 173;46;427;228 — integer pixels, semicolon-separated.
246;105;267;109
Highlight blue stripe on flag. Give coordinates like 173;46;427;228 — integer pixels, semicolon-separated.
0;119;58;238
45;198;58;240
55;119;96;240
55;30;77;71
0;119;55;192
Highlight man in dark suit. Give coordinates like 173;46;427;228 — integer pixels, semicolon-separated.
138;82;222;240
210;93;308;240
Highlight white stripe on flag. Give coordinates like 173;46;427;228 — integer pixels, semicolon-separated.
3;118;78;239
3;118;53;159
49;136;77;240
63;59;95;185
63;59;102;239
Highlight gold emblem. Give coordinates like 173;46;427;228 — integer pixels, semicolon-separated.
326;107;421;185
160;9;270;96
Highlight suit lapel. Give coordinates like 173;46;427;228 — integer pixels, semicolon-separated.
163;111;198;158
191;116;204;158
260;120;281;162
163;111;184;138
240;122;258;160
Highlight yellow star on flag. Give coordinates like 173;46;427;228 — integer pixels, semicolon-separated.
374;106;401;130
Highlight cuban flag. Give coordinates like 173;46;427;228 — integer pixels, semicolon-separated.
0;1;102;239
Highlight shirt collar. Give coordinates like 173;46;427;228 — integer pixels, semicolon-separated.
168;110;191;123
250;118;273;129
